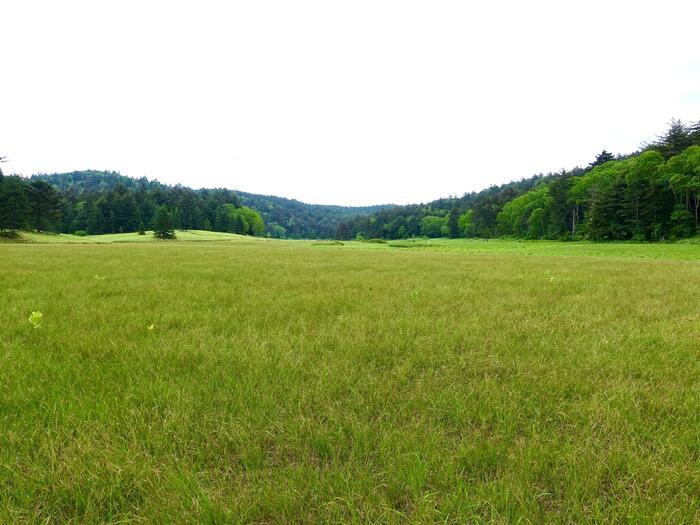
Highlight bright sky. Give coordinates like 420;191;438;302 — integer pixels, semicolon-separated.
2;1;699;205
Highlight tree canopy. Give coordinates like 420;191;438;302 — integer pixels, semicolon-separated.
338;119;700;241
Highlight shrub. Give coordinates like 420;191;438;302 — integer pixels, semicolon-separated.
0;230;20;239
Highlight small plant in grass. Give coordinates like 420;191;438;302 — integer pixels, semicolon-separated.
138;221;146;235
28;311;43;328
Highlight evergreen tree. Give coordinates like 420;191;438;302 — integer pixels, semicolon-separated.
586;177;627;240
622;151;664;240
652;119;693;159
152;206;176;239
178;191;197;230
335;222;351;240
0;176;31;233
215;205;232;232
447;205;460;238
588;150;615;169
27;180;63;231
690;120;700;146
546;176;573;238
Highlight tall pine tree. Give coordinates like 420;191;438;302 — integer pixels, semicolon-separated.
0;176;31;233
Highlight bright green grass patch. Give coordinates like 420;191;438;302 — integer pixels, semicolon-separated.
348;237;700;260
1;239;700;523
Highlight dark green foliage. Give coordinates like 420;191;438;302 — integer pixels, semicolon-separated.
649;119;694;159
545;175;573;239
447;205;460;238
0;175;31;232
342;172;569;241
152;206;177;239
335;222;351;240
497;144;699;241
236;191;391;239
344;119;700;242
8;118;700;242
587;176;627;240
27;172;266;237
27;180;63;231
588;150;615;168
28;172;389;239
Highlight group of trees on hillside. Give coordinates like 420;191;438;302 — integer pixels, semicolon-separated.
497;121;700;241
0;169;265;238
336;170;583;240
0;169;389;239
236;191;390;239
0;161;62;236
338;119;700;241
3;119;699;242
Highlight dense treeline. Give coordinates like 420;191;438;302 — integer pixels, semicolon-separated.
497;120;700;240
337;119;700;241
0;170;265;237
236;191;391;239
3;119;699;242
0;170;390;239
335;170;585;240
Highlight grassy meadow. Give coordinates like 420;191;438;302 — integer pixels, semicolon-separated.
0;229;254;244
1;235;700;523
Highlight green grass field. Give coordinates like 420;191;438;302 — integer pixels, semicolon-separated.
2;235;700;523
0;230;256;244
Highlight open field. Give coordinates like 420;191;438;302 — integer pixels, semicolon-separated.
2;238;700;523
6;230;700;259
0;230;255;244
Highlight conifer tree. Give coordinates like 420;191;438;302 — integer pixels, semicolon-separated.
152;206;176;239
588;150;615;169
27;180;63;231
652;119;692;158
447;205;460;238
0;175;31;233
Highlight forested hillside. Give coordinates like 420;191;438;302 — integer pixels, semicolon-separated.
236;191;391;239
335;170;583;240
337;119;700;241
0;170;265;238
2;119;699;241
0;170;390;238
496;123;700;241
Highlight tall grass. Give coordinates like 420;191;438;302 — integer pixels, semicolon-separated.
1;240;699;523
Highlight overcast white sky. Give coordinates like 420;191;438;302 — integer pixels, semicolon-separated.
2;1;699;205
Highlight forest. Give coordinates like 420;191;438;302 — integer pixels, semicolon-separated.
0;169;265;237
2;119;699;241
0;169;389;239
337;119;700;241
